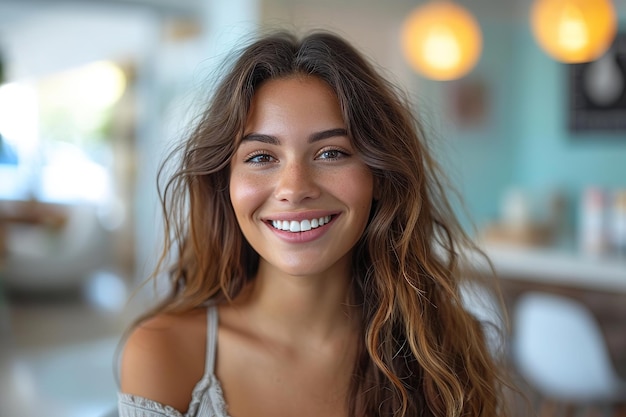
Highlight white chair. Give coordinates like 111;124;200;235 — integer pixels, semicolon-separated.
512;292;626;402
1;202;113;293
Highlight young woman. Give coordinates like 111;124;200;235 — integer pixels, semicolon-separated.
118;30;509;417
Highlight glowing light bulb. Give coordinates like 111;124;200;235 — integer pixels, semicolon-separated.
531;0;617;63
423;25;462;71
558;4;588;52
401;1;482;81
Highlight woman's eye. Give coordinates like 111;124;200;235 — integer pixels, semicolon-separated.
317;149;347;160
245;153;275;164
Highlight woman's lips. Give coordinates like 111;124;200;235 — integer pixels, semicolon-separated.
263;213;339;242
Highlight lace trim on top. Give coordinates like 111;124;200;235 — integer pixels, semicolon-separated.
118;392;184;417
118;373;230;417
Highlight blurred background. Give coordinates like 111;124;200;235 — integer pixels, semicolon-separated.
0;0;624;416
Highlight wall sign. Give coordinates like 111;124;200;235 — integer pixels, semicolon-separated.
568;32;626;133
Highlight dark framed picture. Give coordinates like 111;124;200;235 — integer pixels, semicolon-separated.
568;32;626;133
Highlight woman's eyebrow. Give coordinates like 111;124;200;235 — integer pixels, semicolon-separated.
241;128;348;145
240;133;279;145
308;128;348;143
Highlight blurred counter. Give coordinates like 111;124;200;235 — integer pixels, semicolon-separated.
481;244;626;293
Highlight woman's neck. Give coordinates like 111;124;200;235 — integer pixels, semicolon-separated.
231;259;360;347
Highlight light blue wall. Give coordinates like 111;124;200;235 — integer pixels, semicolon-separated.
513;27;626;191
418;22;519;230
422;13;626;233
509;17;626;234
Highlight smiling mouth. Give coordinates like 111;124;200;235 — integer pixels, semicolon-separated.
270;215;333;232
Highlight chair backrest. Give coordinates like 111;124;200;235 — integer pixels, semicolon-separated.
512;292;623;402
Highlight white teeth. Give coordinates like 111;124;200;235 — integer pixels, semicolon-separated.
271;216;332;232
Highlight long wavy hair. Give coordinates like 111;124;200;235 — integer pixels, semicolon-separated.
144;30;509;417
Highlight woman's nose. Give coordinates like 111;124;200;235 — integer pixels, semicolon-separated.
273;161;321;203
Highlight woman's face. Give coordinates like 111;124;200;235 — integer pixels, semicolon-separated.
229;76;374;278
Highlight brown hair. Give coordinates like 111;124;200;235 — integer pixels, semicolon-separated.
146;30;509;417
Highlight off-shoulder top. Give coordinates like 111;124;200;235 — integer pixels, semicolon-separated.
117;306;231;417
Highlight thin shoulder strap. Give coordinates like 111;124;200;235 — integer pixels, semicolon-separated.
205;305;218;375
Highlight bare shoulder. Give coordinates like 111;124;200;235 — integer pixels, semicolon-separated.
120;308;208;412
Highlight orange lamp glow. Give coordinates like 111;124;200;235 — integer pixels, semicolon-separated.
531;0;617;63
401;1;482;81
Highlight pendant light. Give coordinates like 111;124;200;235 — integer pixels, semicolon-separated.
531;0;617;63
401;1;482;81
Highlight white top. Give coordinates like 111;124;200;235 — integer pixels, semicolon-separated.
117;306;231;417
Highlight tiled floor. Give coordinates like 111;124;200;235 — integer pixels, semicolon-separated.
0;298;132;417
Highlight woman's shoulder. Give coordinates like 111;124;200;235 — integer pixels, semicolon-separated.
119;308;209;413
